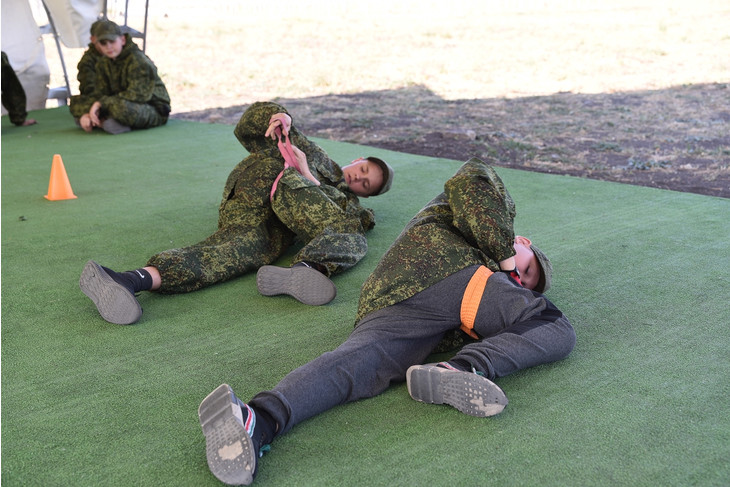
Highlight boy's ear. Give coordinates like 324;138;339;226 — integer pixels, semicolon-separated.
514;235;532;246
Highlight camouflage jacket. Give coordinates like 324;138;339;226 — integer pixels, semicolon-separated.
70;39;170;117
355;157;516;324
76;40;106;95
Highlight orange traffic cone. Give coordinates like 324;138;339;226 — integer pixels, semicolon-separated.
44;154;77;201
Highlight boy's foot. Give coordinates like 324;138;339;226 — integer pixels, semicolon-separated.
406;363;508;417
79;260;142;325
256;264;336;306
198;384;259;486
101;118;131;135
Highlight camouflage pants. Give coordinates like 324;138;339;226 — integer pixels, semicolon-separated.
148;157;367;294
272;170;368;276
100;98;167;129
69;95;167;129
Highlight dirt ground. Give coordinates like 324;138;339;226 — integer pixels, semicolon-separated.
173;82;730;198
45;1;730;197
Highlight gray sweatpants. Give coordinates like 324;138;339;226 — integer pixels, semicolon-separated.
250;266;575;435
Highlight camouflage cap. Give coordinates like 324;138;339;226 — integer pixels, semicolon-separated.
94;20;122;41
366;157;394;195
90;19;105;36
530;243;552;293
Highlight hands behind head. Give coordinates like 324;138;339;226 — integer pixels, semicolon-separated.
265;113;292;139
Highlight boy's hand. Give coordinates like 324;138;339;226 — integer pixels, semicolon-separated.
89;101;103;127
499;257;516;272
506;269;522;286
498;256;523;286
266;113;292;139
291;145;320;186
79;114;94;132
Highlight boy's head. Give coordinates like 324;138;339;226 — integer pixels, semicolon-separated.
341;157;394;197
94;20;122;42
94;21;126;59
513;236;552;293
367;157;394;196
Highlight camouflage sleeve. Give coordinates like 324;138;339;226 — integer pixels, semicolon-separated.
98;52;157;106
76;46;100;95
1;51;28;125
233;101;290;156
444;157;516;265
70;58;113;117
354;158;517;324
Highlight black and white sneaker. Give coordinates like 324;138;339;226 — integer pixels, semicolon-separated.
256;264;336;306
406;363;508;417
198;384;259;486
79;260;142;325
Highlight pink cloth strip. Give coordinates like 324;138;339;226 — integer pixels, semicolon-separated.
270;127;301;200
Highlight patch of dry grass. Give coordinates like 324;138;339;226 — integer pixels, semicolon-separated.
44;0;729;112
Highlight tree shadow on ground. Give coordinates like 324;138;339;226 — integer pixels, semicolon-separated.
173;82;730;198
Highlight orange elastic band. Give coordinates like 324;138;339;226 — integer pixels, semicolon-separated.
460;266;493;339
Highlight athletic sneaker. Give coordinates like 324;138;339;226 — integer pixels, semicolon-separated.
198;384;260;486
256;264;336;306
79;260;142;325
406;363;508;417
101;118;131;135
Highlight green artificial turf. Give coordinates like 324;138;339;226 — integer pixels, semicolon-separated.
2;108;729;486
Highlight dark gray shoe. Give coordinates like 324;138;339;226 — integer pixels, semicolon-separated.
198;384;258;486
256;265;336;306
101;118;131;135
79;260;142;325
406;364;508;417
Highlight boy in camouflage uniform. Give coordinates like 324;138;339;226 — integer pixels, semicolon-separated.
1;51;37;127
69;20;170;134
196;157;576;486
79;101;394;324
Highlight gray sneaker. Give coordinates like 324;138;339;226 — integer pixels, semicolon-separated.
198;384;258;486
79;260;142;325
101;118;131;135
406;363;508;417
256;264;336;306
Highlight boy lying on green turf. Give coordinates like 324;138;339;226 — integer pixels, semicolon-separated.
198;157;576;486
79;101;394;324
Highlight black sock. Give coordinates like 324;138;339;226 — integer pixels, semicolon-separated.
251;405;278;447
293;261;328;275
102;266;153;293
446;358;472;372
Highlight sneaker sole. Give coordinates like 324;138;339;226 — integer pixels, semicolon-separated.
198;384;256;486
256;265;336;306
406;365;508;417
79;260;142;325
